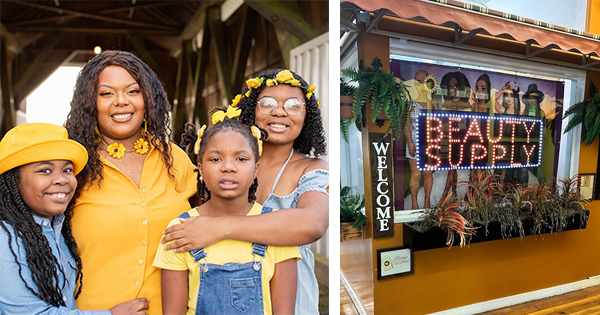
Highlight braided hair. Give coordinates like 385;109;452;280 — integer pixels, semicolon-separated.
236;69;326;157
180;114;262;203
65;50;175;195
0;169;83;306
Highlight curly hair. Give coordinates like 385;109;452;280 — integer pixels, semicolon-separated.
64;50;174;192
180;114;261;203
0;169;83;306
236;69;326;157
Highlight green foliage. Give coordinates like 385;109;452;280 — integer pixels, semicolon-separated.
340;57;410;142
563;81;600;145
409;175;590;247
340;78;356;96
340;186;367;228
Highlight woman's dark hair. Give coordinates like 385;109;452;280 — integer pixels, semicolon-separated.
0;169;83;306
476;74;492;103
440;71;471;103
65;50;174;194
501;81;521;115
236;69;326;157
180;114;261;203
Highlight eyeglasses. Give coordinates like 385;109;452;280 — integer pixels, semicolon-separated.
257;97;305;116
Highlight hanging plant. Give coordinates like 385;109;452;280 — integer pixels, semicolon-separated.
563;81;600;145
341;57;411;142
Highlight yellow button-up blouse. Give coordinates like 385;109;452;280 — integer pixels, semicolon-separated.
71;144;197;314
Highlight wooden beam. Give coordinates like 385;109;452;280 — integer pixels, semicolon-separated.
230;6;256;94
1;41;15;136
245;0;317;42
0;23;21;54
274;27;302;68
6;2;188;27
14;1;180;31
193;27;212;125
172;40;192;143
8;26;179;35
125;33;174;97
207;5;233;102
13;32;63;96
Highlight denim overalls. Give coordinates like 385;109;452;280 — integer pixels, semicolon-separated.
179;206;273;315
262;149;329;315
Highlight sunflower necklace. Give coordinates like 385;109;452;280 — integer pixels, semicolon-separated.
103;136;149;159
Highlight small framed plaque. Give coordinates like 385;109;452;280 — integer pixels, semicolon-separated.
578;173;596;200
377;246;413;280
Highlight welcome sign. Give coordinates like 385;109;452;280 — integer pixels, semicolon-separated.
416;111;543;171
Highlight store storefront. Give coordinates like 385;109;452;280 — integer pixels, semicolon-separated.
340;0;600;313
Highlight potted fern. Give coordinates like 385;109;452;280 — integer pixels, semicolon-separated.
340;186;367;241
341;57;411;142
563;81;600;145
340;78;356;119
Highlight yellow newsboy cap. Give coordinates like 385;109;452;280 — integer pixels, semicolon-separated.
0;123;88;175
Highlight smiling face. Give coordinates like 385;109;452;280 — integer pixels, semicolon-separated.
16;160;77;220
198;130;259;202
96;66;145;142
449;77;459;98
254;84;306;145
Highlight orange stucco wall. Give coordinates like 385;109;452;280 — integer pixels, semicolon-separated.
354;32;600;314
589;0;600;34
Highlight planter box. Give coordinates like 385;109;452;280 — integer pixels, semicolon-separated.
404;210;590;251
341;222;365;241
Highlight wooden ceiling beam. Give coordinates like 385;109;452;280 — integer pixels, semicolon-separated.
126;33;174;98
231;6;257;94
1;42;15;136
172;40;192;143
13;32;63;96
207;5;233;102
193;22;212;125
0;23;21;54
6;2;187;27
13;1;179;31
246;0;317;42
9;26;179;35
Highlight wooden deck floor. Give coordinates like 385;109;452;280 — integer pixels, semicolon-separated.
340;283;600;314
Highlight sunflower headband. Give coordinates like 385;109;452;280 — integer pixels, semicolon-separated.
194;106;263;156
242;69;320;106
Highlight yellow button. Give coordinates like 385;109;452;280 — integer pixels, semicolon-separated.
135;281;141;286
141;203;146;207
141;189;147;193
138;259;144;264
141;240;146;246
142;220;148;225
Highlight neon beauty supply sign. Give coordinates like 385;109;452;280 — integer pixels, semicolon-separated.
416;111;543;171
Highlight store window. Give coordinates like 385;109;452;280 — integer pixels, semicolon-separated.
390;39;586;216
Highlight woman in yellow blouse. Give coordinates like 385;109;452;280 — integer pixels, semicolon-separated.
65;51;197;314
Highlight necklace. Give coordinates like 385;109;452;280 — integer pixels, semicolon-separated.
102;137;149;159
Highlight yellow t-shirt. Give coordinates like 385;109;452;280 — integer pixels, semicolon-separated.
71;144;197;314
153;203;301;315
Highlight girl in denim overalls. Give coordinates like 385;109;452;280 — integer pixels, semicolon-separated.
154;109;301;315
162;69;329;314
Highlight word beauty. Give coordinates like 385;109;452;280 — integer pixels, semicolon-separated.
416;111;543;171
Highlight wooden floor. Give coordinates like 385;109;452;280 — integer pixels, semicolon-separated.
479;284;600;314
340;281;359;315
341;283;600;314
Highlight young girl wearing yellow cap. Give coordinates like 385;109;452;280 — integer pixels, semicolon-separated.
0;123;149;314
